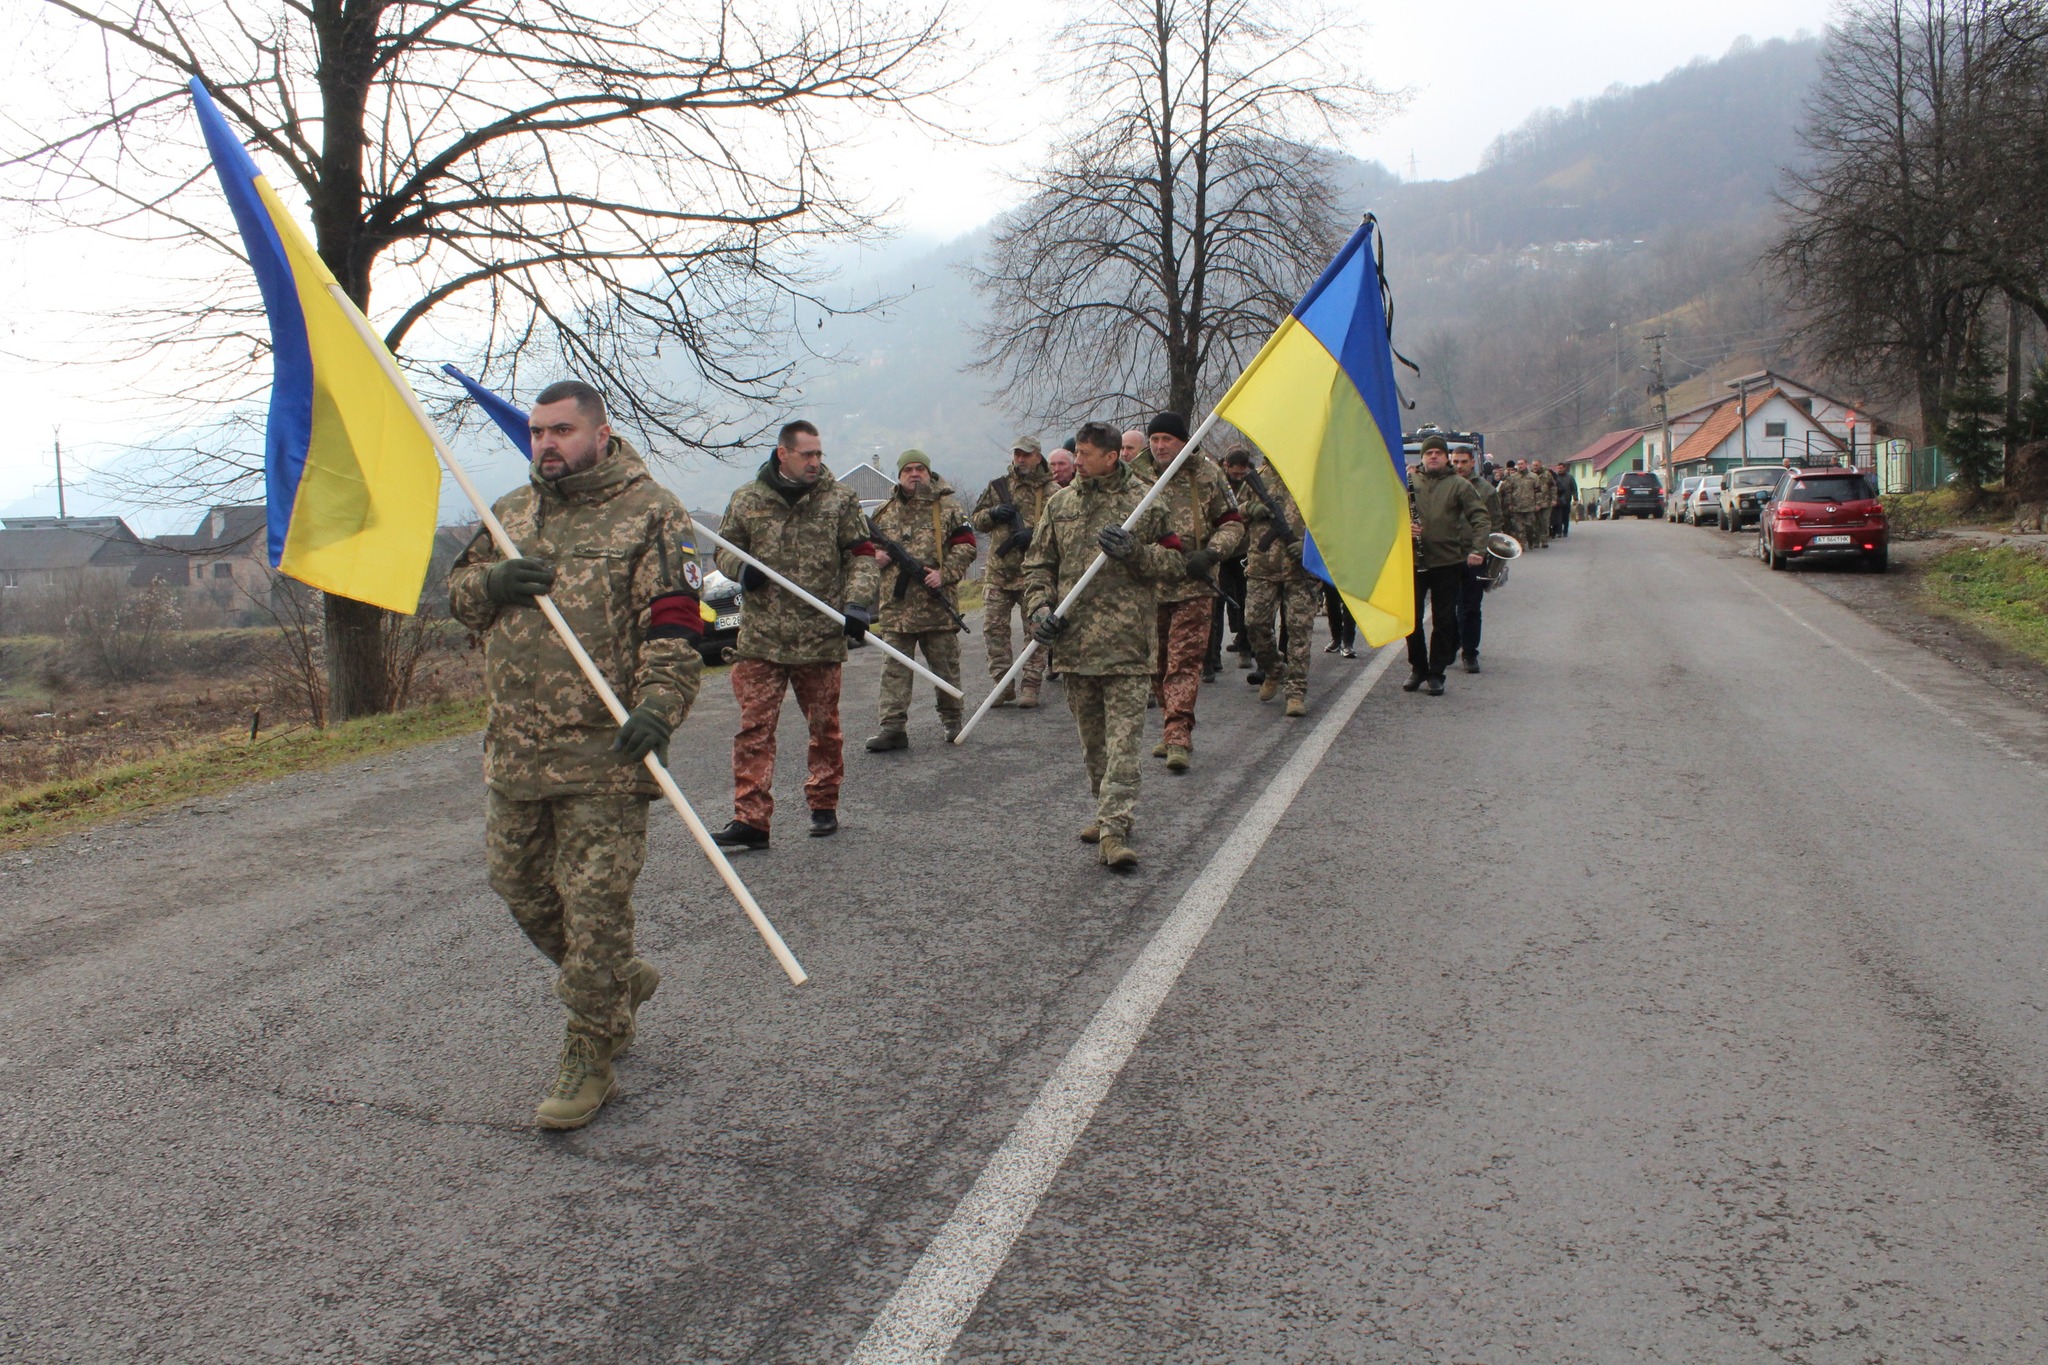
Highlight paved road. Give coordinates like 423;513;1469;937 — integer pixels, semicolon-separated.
4;519;2046;1362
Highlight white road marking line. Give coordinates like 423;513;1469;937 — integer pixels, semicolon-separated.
1736;575;2038;770
847;642;1402;1365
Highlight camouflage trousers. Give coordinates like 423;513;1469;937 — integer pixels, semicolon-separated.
732;657;843;831
982;584;1047;692
1520;510;1549;548
1064;672;1149;841
1246;576;1319;698
876;628;963;730
485;789;647;1046
1152;596;1212;747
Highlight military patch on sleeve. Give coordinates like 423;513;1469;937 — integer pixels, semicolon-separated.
682;559;703;591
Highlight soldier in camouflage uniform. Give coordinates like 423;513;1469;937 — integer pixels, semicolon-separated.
710;420;882;851
1023;421;1189;870
1141;411;1245;772
865;449;977;751
1527;461;1556;548
1505;462;1541;551
1240;461;1319;716
971;436;1057;708
448;380;706;1131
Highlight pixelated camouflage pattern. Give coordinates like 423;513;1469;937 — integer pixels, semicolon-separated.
449;437;704;800
1021;463;1186;676
1242;471;1317;584
970;460;1057;590
1065;673;1150;840
714;461;881;666
981;584;1047;691
1410;464;1489;570
1145;454;1246;604
871;475;976;634
1246;576;1320;699
486;790;647;1046
1465;474;1502;536
876;628;962;729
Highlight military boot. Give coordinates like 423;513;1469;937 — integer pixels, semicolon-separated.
1152;739;1170;758
993;684;1017;707
1258;677;1281;702
614;958;661;1058
865;728;909;752
1284;696;1307;718
1165;744;1191;773
1098;833;1139;871
1077;820;1101;843
1016;684;1041;709
535;1034;616;1131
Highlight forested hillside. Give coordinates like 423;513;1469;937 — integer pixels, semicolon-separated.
701;32;1828;505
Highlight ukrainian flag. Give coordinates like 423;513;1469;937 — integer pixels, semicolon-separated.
190;79;440;614
1217;217;1413;645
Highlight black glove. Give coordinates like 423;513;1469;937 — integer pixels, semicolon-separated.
483;557;555;606
1183;548;1219;579
999;526;1033;557
989;503;1020;525
1029;608;1066;645
843;603;873;643
739;564;769;593
611;703;673;763
1097;525;1136;560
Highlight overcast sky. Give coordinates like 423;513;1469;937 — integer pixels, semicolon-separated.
2;0;1837;524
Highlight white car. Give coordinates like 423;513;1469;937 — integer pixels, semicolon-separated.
1668;476;1703;522
1685;475;1724;526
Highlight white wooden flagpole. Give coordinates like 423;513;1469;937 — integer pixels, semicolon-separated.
692;524;963;701
950;409;1224;745
327;284;807;986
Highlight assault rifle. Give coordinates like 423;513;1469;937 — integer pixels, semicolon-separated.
1241;468;1299;554
867;519;972;634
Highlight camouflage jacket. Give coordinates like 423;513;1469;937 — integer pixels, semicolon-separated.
1503;471;1537;514
970;460;1057;590
1531;467;1559;507
871;477;977;634
1411;464;1489;570
1022;463;1187;676
1466;476;1501;536
449;437;705;800
1146;453;1246;604
715;461;882;666
1241;472;1317;584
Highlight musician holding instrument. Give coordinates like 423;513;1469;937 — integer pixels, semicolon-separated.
1403;435;1489;697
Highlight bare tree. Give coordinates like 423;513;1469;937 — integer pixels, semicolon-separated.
1770;0;2048;441
4;0;951;718
970;0;1386;425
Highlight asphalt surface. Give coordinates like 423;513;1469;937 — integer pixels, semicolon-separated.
4;518;2047;1362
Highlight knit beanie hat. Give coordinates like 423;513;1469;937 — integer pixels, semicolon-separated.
1146;411;1190;442
897;448;930;472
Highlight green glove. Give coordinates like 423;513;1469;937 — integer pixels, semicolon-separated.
484;557;555;606
612;704;673;763
1183;548;1220;579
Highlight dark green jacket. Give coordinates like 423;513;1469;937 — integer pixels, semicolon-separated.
1411;465;1488;571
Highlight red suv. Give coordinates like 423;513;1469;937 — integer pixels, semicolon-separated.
1759;469;1888;572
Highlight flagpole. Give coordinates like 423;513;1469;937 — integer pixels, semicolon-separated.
324;284;807;987
951;408;1224;745
691;524;963;700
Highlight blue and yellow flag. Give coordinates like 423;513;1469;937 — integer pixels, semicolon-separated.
1217;217;1413;645
442;365;535;456
190;79;440;614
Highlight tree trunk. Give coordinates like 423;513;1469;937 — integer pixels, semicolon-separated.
323;592;393;721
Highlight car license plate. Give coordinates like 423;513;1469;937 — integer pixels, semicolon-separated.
1812;535;1852;545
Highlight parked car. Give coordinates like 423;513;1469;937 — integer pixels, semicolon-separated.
1757;469;1888;572
1685;474;1724;526
1718;466;1783;531
1668;476;1704;522
696;568;743;664
1608;470;1665;519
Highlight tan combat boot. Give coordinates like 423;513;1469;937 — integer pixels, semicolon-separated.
1165;744;1191;773
1152;740;1170;758
614;958;661;1058
535;1034;616;1131
1284;696;1307;718
1259;678;1281;702
1016;684;1040;709
1098;832;1139;871
1077;821;1101;843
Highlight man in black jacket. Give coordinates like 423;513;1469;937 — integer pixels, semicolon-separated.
1404;436;1488;696
1551;461;1580;539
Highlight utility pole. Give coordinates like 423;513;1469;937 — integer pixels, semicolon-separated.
52;428;66;520
1643;334;1672;478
